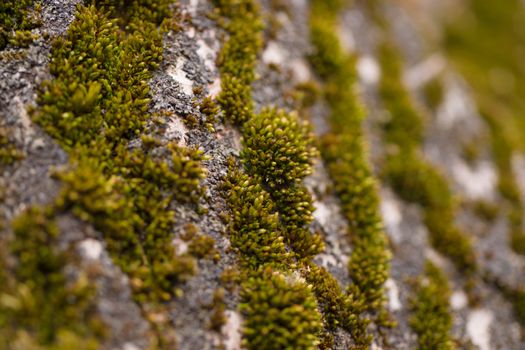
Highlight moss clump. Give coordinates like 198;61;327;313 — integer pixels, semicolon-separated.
240;268;322;350
30;2;208;347
308;0;393;339
208;288;227;332
242;107;323;258
409;262;454;350
0;207;103;349
378;41;477;274
214;1;330;347
242;108;317;187
0;0;41;50
222;164;291;269
304;264;370;348
0;126;24;166
423;76;444;112
213;0;263;126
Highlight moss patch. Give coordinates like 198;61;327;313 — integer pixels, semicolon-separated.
378;42;477;275
308;0;393;341
409;262;454;350
0;0;41;49
0;207;103;349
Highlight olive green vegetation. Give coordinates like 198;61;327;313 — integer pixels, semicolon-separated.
422;77;444;112
18;1;208;347
0;0;41;50
214;1;328;348
214;0;263;126
378;42;477;274
0;126;24;166
240;268;322;350
409;262;455;350
223;164;291;269
305;263;370;349
0;207;103;350
308;0;393;339
445;0;525;255
242;107;323;258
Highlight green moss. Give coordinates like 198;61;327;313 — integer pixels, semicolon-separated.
214;1;332;347
308;0;393;339
242;108;317;187
188;235;218;260
378;41;477;274
240;267;322;350
378;43;424;152
423;76;444;112
0;0;41;50
222;164;291;269
472;200;499;222
29;2;208;347
213;0;263;126
304;264;370;347
0;207;103;349
0;126;24;166
208;288;227;332
444;1;525;256
242;107;323;258
409;262;454;350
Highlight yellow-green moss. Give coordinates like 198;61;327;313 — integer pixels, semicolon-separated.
28;2;209;347
239;267;322;350
409;262;455;350
214;1;328;347
378;42;477;274
213;0;262;126
445;1;525;256
0;126;24;166
0;207;103;349
222;163;291;269
304;263;370;348
242;107;323;258
0;0;41;49
308;0;393;341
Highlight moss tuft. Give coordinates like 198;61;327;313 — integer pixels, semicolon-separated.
409;262;454;350
378;41;477;275
0;0;41;50
308;0;393;339
0;207;103;348
240;267;322;350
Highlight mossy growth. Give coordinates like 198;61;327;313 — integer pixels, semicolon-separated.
0;207;103;349
240;267;322;350
378;43;424;153
213;0;263;126
378;40;477;274
222;163;291;269
242;107;323;258
208;288;227;332
308;0;393;335
0;0;41;50
0;126;24;166
423;76;445;112
444;1;525;256
30;2;207;347
304;263;370;348
409;262;455;350
187;234;218;260
471;200;499;223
